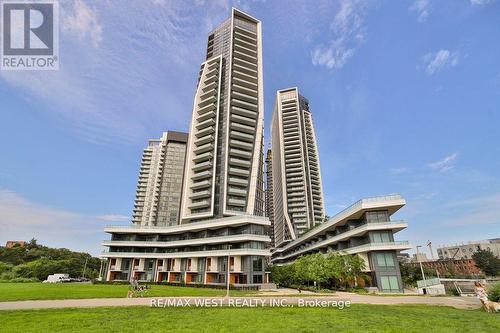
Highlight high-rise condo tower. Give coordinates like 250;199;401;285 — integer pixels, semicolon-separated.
132;131;188;227
102;9;270;285
270;88;326;247
180;8;265;223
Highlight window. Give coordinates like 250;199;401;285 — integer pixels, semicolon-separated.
371;232;391;243
375;253;395;268
252;257;263;271
380;275;399;291
366;211;389;223
252;275;263;284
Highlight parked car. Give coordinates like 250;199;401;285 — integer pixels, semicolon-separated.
43;274;70;283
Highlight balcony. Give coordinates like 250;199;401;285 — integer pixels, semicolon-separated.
229;157;251;168
192;170;211;180
196;118;215;130
233;68;258;83
232;90;258;105
271;221;409;262
189;200;210;209
198;110;216;122
230;130;253;142
232;63;258;77
234;27;257;42
195;126;214;138
198;103;216;115
190;180;211;189
230;121;255;134
228;167;249;177
192;161;212;172
194;142;214;155
231;105;257;119
232;77;257;90
228;198;246;207
230;148;252;158
190;190;211;200
195;134;214;146
198;95;217;108
228;186;247;196
192;151;212;163
202;81;218;93
233;55;257;70
233;36;257;51
233;43;257;57
230;139;253;150
228;177;248;186
232;82;257;96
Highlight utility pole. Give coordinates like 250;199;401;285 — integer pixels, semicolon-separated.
416;245;427;290
82;256;89;279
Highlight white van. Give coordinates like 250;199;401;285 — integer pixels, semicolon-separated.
43;274;70;283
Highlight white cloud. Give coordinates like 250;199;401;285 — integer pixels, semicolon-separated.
63;0;103;48
0;1;233;145
428;152;459;172
0;188;110;255
409;0;430;22
470;0;497;5
311;0;369;70
97;214;130;222
422;49;459;75
443;193;500;226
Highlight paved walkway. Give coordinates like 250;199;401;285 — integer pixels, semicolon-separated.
0;293;481;311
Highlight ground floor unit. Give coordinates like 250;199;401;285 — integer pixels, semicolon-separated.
104;255;270;286
101;215;272;286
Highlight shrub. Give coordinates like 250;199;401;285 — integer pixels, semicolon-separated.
0;262;14;274
3;277;39;283
488;282;500;302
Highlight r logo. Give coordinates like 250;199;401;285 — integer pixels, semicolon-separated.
3;2;54;55
1;0;59;70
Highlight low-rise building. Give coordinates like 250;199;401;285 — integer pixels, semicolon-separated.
5;240;25;248
271;194;411;292
437;239;500;260
102;215;271;284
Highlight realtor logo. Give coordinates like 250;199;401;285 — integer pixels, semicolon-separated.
1;0;59;70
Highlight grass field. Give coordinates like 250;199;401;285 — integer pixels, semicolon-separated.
0;304;498;333
0;283;253;301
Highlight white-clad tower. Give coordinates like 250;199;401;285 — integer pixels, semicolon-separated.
180;8;265;223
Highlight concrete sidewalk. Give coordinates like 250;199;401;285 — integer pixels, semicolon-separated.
0;293;481;311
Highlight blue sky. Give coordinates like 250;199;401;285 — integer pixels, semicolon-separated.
1;0;499;256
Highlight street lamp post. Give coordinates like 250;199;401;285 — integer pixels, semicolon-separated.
225;244;231;298
416;245;427;290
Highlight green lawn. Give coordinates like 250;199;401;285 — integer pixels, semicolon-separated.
0;283;252;301
0;304;498;333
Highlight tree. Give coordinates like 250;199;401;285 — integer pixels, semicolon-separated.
0;240;101;280
399;261;435;287
472;249;500;277
270;252;368;290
